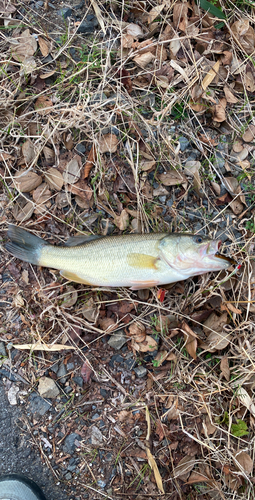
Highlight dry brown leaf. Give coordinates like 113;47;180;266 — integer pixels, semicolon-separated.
133;51;155;68
43;146;55;163
229;198;243;215
128;322;146;342
221;50;233;65
13;171;42;192
83;144;97;179
203;312;230;351
173;2;188;31
12;197;34;222
145;407;164;493
147;3;165;24
153;350;170;367
55;192;71;209
38;36;51;57
98;133;118;153
121;34;134;48
235;387;255;417
220;356;230;381
202;60;220;91
202;415;216;436
40;69;56;79
12;29;37;62
225;302;242;314
169;37;181;58
35;96;53;115
158;170;186;186
33;183;51;207
140;158;156;171
114;209;129;230
187;471;210;484
13;343;75;351
81;297;98;323
231;19;255;55
173;455;196;479
242;124;255;143
22;139;36;164
125;23;144;37
63;156;82;185
182;321;198;360
0;0;16;13
223;86;238;104
45;167;64;191
235;451;253;475
244;71;255;92
213;97;227;122
67;179;93;201
98;317;116;332
232;140;243;153
134;335;157;352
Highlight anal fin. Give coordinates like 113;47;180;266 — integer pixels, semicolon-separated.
60;270;94;285
129;280;159;290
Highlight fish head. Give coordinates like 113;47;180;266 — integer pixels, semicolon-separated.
159;233;235;275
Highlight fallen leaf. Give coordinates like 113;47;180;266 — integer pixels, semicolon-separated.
223;86;238;104
147;3;165;24
35;95;53;115
134;335;158;352
242;124;255;142
81;297;98;323
98;317;116;332
133;51;155;68
33;182;51;206
63;155;82;184
43;146;55;164
235;451;253;475
98;133;118;153
22;139;36;165
153;350;169;367
13;170;42;192
145;407;164;493
186;471;210;484
140;158;156;171
173;455;196;479
202;415;216;435
235;386;255;418
60;286;78;308
158;170;187;186
126;23;144;37
45;167;64;191
182;321;198;360
39;69;56;79
84;144;97;178
12;29;37;62
213;97;227;122
173;2;188;31
128;322;146;342
202;312;230;351
13;198;34;222
202;60;220;90
38;36;51;57
0;0;16;14
114;209;129;230
220;356;230;381
121;33;134;48
13;343;75;351
81;360;93;383
231;19;255;55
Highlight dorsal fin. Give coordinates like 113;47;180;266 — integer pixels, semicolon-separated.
64;234;102;247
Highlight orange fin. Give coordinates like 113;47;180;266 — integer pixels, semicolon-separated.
129;280;159;290
127;253;158;269
60;270;93;285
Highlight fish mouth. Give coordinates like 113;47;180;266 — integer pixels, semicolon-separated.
209;240;236;266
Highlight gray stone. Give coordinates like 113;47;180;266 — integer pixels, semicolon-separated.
35;0;43;7
57;7;72;18
77;15;98;34
178;136;190;151
50;363;59;373
28;394;51;416
167;198;174;208
134;366;147;378
124;357;136;370
38;377;60;398
89;92;107;104
65;473;72;480
0;342;7;356
108;330;128;350
92;412;100;420
91;425;104;446
63;433;81;454
97;479;107;489
66;362;75;371
159;195;166;204
73;376;83;387
57;363;67;384
76;143;86;154
101;219;115;234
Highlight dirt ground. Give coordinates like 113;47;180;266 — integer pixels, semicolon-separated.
0;0;255;499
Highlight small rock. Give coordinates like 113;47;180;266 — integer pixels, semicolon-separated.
29;393;51;416
124;358;136;370
65;473;72;480
38;377;60;398
213;154;225;171
91;425;104;446
57;363;67;384
159;195;166;204
178;136;190;151
73;376;83;387
77;15;98;34
97;479;107;489
100;388;110;399
166;198;174;208
92;412;100;420
89;92;107;104
57;7;72;18
76;143;86;154
134;366;147;378
63;433;81;454
101;219;115;234
66;362;75;371
50;363;59;374
108;330;128;350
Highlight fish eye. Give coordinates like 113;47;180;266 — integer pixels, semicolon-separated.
193;235;203;244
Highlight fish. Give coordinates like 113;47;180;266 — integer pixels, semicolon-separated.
5;225;235;290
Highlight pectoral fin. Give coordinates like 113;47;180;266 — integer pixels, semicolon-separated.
60;270;94;285
129;280;160;290
127;253;158;269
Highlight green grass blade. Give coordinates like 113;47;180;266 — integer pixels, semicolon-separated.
198;0;226;19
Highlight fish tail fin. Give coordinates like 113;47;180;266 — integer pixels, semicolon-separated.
6;225;47;265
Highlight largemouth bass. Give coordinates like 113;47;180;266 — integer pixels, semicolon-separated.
5;225;235;289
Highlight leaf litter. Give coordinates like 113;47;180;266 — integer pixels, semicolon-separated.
0;0;255;498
